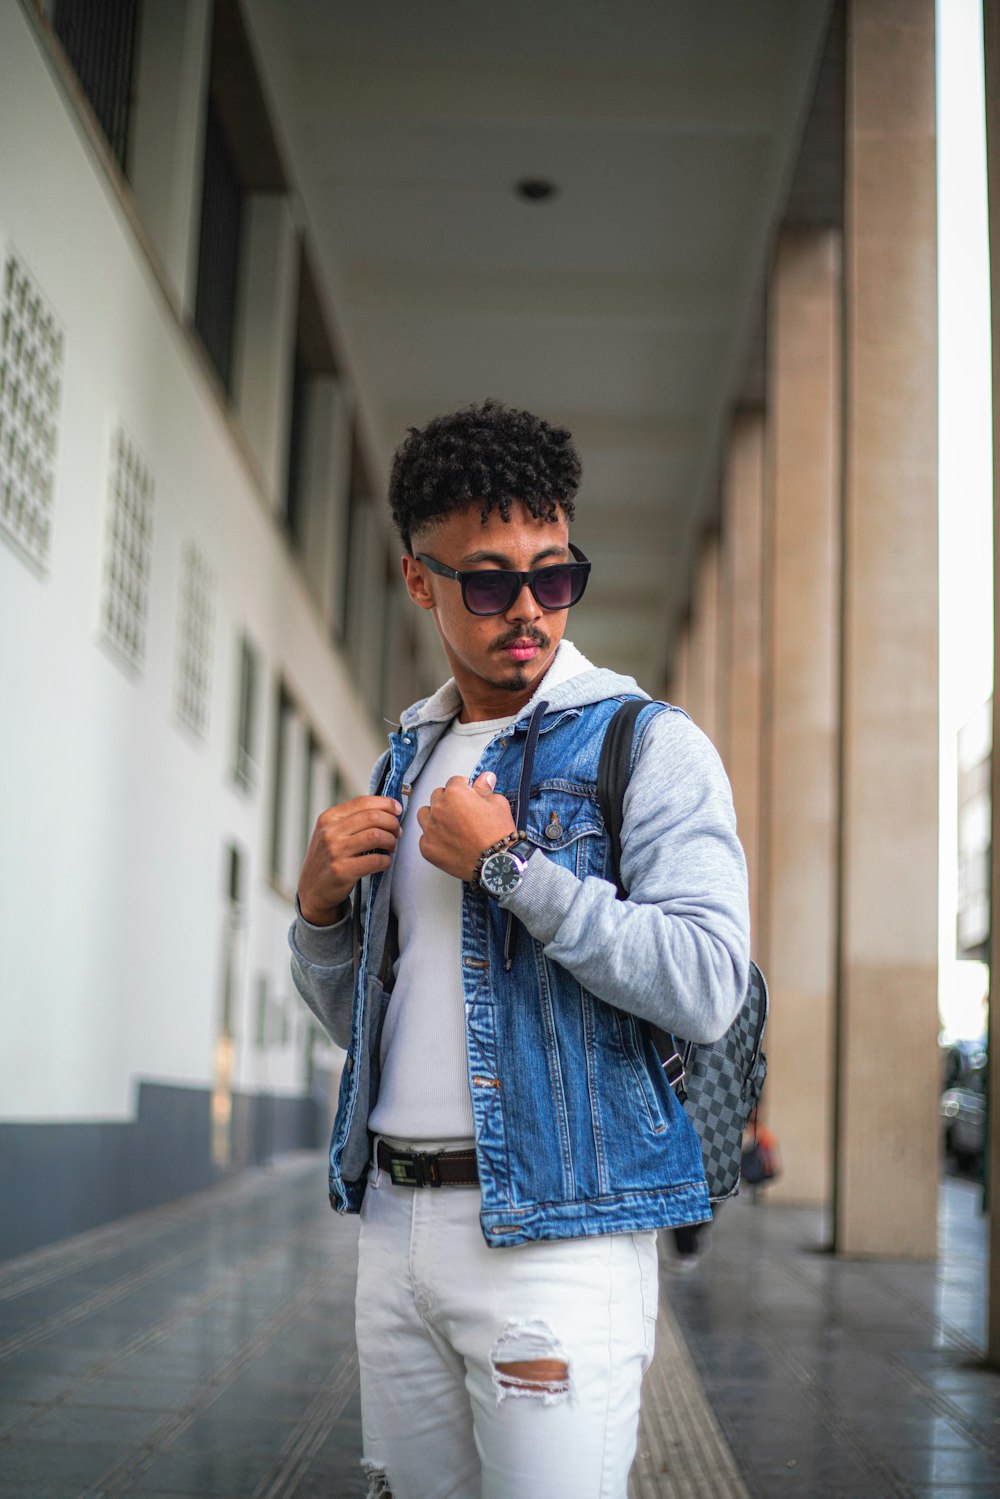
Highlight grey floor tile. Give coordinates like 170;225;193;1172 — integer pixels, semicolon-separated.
12;1400;165;1447
165;1411;304;1455
884;1447;1000;1485
0;1438;120;1490
129;1445;283;1494
62;1374;198;1410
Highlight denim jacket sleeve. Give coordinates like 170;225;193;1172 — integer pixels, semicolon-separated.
499;708;750;1043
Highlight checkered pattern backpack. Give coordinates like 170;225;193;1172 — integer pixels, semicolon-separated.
597;699;768;1202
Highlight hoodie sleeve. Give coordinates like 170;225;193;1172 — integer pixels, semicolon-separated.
286;749;391;1047
498;707;751;1042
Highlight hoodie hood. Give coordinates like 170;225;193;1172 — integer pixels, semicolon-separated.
399;639;650;731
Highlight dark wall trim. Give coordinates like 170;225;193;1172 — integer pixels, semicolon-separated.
0;1076;335;1261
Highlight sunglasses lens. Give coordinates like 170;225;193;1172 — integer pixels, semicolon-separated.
463;571;517;615
533;565;585;610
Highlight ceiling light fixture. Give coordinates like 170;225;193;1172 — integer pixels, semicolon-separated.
515;179;558;202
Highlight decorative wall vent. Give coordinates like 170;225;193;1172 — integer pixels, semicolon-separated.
175;541;215;738
0;241;65;571
100;425;154;674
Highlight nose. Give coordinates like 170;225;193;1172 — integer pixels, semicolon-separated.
505;579;543;624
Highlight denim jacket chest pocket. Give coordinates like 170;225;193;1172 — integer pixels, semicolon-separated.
523;781;607;882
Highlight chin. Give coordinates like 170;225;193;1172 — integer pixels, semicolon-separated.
481;663;530;693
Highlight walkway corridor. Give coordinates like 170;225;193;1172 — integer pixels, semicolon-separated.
0;1156;998;1498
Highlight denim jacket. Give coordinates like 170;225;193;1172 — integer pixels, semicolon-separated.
289;648;750;1246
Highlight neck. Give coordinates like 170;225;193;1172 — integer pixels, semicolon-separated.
455;647;559;723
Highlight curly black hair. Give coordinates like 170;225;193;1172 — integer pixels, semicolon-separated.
388;399;581;551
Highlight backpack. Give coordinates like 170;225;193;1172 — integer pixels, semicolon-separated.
596;698;768;1202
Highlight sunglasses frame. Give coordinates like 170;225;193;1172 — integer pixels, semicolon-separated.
414;543;591;616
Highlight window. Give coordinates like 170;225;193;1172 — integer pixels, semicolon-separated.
255;972;268;1050
301;729;320;866
175;542;215;738
193;0;286;395
0;243;64;572
283;247;339;553
100;425;154;675
212;840;244;1170
338;435;369;643
194;98;243;392
53;0;141;174
284;351;309;548
269;680;294;887
233;633;260;791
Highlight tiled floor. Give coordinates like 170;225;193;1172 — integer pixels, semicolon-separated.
0;1161;365;1498
665;1173;1000;1498
0;1154;998;1497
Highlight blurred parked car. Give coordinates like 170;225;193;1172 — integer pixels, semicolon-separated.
941;1047;986;1172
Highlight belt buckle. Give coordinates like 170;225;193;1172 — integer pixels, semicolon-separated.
389;1151;441;1188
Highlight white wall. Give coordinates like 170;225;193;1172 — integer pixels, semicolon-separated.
0;3;384;1122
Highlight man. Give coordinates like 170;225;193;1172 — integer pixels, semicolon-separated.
290;400;749;1499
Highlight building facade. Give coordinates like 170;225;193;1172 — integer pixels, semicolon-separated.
0;0;438;1257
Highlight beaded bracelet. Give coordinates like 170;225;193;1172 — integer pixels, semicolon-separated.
472;828;527;887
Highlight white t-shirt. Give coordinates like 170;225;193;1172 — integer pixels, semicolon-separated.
367;714;505;1143
368;642;592;1145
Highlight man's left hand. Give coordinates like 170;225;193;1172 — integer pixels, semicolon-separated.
417;773;517;881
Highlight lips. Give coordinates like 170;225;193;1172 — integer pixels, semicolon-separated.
502;639;541;661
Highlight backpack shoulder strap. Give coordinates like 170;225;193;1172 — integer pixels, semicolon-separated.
596;698;648;898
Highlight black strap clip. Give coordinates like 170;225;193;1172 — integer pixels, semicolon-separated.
661;1048;688;1103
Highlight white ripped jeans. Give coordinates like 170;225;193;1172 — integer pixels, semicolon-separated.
355;1161;659;1499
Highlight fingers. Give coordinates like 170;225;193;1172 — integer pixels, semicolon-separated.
349;795;404;816
340;825;399;858
299;796;403;920
340;809;403;839
319;803;402;840
429;774;497;805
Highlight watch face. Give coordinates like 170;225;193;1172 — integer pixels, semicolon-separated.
481;851;523;896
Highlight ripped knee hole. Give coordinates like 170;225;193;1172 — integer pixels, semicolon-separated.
493;1357;570;1389
490;1319;571;1403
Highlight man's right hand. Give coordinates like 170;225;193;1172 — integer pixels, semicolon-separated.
296;795;403;927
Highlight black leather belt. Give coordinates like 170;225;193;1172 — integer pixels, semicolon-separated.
376;1141;479;1188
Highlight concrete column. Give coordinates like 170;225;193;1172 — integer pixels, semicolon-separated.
129;0;212;313
715;523;733;771
721;410;765;945
760;229;842;1208
687;535;721;745
669;616;691;713
233;195;299;506
979;0;1000;1365
835;0;939;1257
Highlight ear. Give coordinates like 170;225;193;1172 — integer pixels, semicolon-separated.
401;553;435;612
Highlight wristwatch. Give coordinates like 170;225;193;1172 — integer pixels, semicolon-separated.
477;839;535;899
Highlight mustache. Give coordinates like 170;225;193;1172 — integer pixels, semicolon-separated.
491;626;549;653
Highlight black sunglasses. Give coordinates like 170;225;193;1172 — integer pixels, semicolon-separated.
414;543;591;617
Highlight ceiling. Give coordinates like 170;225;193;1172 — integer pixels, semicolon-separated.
245;0;835;689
